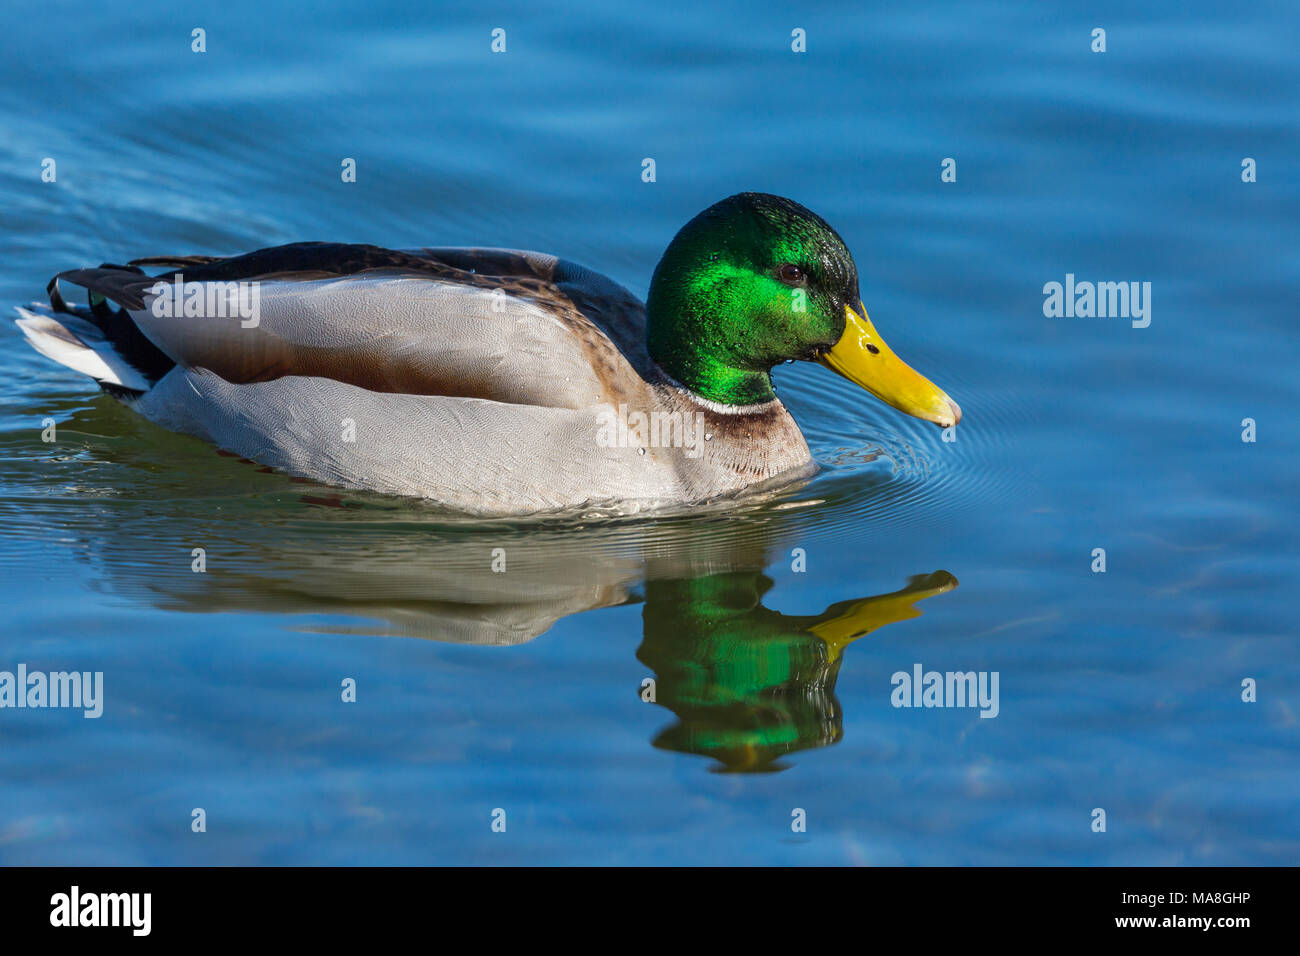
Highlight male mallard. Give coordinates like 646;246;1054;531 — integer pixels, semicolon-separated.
15;193;960;515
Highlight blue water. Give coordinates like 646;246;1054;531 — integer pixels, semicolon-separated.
1;0;1297;864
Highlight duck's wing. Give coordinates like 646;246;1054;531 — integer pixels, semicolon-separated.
44;243;652;409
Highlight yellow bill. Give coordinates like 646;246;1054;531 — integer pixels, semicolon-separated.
818;303;961;428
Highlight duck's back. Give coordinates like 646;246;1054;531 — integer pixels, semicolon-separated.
46;243;652;408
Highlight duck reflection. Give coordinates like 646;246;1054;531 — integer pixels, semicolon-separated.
69;492;957;771
42;408;959;771
639;570;956;772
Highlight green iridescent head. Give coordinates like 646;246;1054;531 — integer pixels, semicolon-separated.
646;192;962;426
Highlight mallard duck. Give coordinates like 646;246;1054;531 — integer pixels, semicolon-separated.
15;192;960;515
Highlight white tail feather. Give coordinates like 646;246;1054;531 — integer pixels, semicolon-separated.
14;307;151;392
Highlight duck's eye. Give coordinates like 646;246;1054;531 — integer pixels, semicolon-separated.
778;264;806;284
